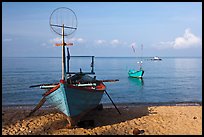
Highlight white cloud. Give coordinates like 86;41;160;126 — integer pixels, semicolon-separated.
69;37;85;43
110;39;129;47
49;37;131;48
157;28;201;50
95;39;106;45
41;42;53;49
49;37;86;47
94;39;128;47
110;39;120;45
173;29;201;49
77;38;84;43
50;37;61;46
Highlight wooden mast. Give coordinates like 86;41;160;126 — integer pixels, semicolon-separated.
62;24;66;81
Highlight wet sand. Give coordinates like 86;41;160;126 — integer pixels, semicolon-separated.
2;104;202;135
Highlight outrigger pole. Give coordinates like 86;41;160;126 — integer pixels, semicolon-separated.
104;90;121;115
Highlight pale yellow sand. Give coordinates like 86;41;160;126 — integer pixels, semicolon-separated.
2;105;202;135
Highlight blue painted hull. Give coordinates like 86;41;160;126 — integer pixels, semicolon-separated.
128;69;144;78
45;79;105;118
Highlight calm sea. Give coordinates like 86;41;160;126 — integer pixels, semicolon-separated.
2;57;202;107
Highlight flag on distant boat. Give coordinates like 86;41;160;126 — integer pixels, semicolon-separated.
132;45;136;53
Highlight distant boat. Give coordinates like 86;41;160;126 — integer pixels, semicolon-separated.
128;44;144;78
151;56;162;61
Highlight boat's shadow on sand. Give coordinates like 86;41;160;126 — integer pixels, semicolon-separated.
80;105;151;128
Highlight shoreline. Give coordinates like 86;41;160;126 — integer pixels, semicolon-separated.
2;103;202;135
2;101;202;108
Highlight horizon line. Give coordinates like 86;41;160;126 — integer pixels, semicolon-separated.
2;56;202;58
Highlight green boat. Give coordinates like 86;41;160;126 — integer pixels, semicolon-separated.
128;68;144;78
128;60;144;78
128;44;144;78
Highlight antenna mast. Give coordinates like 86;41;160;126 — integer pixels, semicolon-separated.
49;7;78;81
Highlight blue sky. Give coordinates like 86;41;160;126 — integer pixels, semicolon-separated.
2;2;202;57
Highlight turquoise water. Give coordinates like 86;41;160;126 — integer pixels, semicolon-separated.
2;57;202;106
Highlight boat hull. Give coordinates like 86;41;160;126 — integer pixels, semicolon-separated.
45;78;105;126
128;69;144;78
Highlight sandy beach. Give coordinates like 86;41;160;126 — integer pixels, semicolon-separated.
2;104;202;135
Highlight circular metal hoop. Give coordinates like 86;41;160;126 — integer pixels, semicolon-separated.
49;7;78;36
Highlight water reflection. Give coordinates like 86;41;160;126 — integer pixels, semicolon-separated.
128;77;144;87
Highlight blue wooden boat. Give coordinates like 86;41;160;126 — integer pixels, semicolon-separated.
42;73;106;127
29;7;119;128
29;52;118;127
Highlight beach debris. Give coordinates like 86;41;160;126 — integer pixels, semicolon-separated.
133;128;140;135
133;128;145;135
193;116;197;119
140;129;145;134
